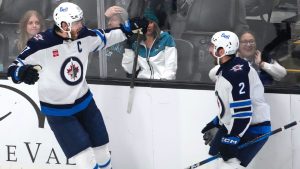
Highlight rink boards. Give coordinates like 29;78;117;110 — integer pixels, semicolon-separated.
0;79;299;169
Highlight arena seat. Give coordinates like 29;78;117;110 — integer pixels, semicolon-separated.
181;0;245;83
174;39;194;81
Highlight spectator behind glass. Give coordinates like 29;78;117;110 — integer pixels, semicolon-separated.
209;30;287;85
122;8;178;80
17;10;45;52
104;6;128;78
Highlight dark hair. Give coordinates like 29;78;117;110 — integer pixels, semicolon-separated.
152;21;161;39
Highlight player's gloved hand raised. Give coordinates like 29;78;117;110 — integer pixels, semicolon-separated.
219;135;240;161
126;33;138;48
129;17;148;34
17;65;40;85
120;17;149;38
201;117;220;145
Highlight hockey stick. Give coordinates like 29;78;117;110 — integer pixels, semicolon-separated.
286;69;300;73
185;120;299;169
127;30;142;113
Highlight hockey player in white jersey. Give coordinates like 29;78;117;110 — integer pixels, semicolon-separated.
7;2;148;169
201;31;271;169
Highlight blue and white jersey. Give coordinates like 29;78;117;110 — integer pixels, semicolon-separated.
8;26;126;116
215;57;270;137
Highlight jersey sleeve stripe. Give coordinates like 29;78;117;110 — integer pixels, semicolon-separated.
93;29;106;47
14;67;21;81
16;58;25;66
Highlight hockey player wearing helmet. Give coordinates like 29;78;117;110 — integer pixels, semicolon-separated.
209;30;287;85
7;2;148;169
201;31;271;169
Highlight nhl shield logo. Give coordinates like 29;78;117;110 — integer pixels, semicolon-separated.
60;57;83;85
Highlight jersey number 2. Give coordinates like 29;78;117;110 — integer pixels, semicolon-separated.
239;82;245;94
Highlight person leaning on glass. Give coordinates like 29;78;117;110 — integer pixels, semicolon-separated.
209;30;287;85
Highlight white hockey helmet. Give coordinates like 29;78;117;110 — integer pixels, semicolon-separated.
53;2;83;36
211;31;239;57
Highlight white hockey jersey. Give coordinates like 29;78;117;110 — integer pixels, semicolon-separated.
8;27;126;116
214;57;270;137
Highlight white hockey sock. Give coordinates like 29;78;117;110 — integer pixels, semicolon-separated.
93;144;112;169
72;147;98;169
217;158;245;169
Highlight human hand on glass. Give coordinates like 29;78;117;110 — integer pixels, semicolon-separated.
254;50;263;67
105;6;126;18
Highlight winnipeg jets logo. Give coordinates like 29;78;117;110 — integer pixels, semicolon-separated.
67;61;79;80
231;64;243;72
61;57;83;85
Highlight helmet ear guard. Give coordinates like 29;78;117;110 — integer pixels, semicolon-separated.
53;2;83;38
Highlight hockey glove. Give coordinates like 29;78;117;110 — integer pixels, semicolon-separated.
120;17;148;38
16;65;40;85
203;127;219;146
219;135;240;161
201;117;221;145
126;33;138;48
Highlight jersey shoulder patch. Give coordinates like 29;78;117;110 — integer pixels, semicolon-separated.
222;57;250;82
228;58;249;74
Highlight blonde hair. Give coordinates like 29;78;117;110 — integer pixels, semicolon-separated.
17;10;45;52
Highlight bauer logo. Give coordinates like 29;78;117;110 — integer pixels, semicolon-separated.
221;33;230;39
60;7;68;12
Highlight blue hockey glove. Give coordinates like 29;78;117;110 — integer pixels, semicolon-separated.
15;65;40;85
201;117;221;145
120;17;148;38
219;135;240;161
